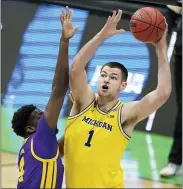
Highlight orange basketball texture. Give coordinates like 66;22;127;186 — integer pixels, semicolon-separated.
130;7;166;43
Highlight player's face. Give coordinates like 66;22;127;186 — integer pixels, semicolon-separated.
31;109;43;127
98;66;127;98
26;109;43;134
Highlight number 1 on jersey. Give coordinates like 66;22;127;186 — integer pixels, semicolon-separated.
85;130;94;147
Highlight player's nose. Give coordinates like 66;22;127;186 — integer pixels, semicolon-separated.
104;76;110;83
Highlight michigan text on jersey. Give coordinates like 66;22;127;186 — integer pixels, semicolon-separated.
82;116;113;131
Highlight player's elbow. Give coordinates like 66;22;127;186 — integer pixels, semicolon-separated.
160;92;171;103
70;62;80;77
70;61;85;80
163;82;172;99
157;87;171;103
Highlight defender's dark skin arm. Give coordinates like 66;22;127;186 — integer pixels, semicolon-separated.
44;38;69;128
44;6;79;129
58;136;64;157
57;92;74;157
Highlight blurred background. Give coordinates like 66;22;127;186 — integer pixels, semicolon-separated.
1;0;182;188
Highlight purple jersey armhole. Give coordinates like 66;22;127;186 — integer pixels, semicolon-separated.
36;114;58;137
32;114;59;159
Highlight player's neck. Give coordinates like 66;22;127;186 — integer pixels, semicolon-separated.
24;133;30;139
97;96;119;112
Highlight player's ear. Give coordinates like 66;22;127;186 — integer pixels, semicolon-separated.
120;81;127;91
25;126;36;134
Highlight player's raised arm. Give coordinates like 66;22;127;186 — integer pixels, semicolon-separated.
124;20;171;127
70;10;125;107
44;7;79;129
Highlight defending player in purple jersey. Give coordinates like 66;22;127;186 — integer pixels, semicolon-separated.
17;114;63;189
11;6;79;189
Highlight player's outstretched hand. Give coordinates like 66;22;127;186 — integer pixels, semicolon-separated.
60;6;79;40
98;9;125;39
153;17;168;49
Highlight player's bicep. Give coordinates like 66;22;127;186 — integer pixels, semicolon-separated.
70;68;95;104
129;90;169;123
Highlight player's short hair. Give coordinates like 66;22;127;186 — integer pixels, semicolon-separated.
12;104;37;137
101;62;128;81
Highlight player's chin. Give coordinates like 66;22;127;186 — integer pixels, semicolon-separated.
99;90;110;97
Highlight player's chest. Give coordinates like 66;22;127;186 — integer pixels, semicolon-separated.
66;109;120;137
65;111;123;151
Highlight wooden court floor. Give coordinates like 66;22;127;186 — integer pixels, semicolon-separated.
1;151;181;188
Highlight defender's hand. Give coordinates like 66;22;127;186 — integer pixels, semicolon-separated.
98;9;125;39
60;6;79;40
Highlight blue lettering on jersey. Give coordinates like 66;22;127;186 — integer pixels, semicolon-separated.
82;116;113;131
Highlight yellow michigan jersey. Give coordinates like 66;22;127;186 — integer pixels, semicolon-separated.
64;99;131;188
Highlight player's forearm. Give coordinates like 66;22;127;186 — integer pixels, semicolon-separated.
156;46;172;98
71;34;104;72
52;38;69;96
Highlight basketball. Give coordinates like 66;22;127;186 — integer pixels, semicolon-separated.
130;7;166;43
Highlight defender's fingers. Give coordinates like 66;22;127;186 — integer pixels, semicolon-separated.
111;11;116;21
66;6;70;19
114;9;122;23
60;14;64;24
61;8;66;20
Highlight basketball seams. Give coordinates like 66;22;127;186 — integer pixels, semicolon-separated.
154;12;165;42
157;18;165;29
130;7;166;42
155;27;164;42
131;23;151;33
130;19;165;31
143;8;157;42
130;7;165;32
155;18;163;43
141;8;152;25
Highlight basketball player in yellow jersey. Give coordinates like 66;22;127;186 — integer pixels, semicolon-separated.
64;9;171;188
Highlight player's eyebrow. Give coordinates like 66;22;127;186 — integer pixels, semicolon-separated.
111;73;118;76
101;71;118;77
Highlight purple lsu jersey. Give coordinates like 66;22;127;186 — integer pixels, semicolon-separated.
17;114;64;189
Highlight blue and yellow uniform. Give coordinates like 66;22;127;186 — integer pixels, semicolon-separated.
64;99;131;188
17;115;64;189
